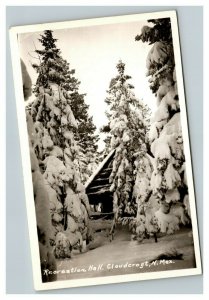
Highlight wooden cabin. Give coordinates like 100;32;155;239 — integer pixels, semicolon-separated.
85;149;115;215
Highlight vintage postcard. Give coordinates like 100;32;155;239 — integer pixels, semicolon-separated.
9;10;202;290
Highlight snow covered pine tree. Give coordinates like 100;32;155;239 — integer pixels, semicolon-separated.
104;60;150;237
63;69;99;184
29;30;92;259
135;18;190;237
21;59;57;282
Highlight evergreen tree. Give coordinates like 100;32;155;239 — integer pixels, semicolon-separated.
104;60;150;229
63;74;99;184
99;125;111;160
30;30;91;257
22;59;57;282
100;79;115;158
32;31;99;184
135;18;190;237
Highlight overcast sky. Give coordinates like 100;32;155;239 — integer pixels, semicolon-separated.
18;20;157;150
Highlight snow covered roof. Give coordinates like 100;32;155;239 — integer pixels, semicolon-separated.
85;149;115;189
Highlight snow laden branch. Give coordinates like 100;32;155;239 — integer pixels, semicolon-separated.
134;18;190;240
102;60;151;238
21;58;57;282
25;30;98;260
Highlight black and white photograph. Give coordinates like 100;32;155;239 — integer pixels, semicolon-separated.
9;10;202;290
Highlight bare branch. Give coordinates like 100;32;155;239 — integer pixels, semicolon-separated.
27;51;39;60
33;40;42;64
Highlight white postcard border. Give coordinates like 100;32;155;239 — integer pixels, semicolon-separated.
9;10;202;291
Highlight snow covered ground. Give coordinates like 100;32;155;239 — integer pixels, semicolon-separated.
55;226;196;281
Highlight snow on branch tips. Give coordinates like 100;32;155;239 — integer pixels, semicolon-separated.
103;60;151;237
135;18;190;238
27;30;95;258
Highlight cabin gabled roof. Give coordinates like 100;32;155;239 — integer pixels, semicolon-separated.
85;149;115;205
